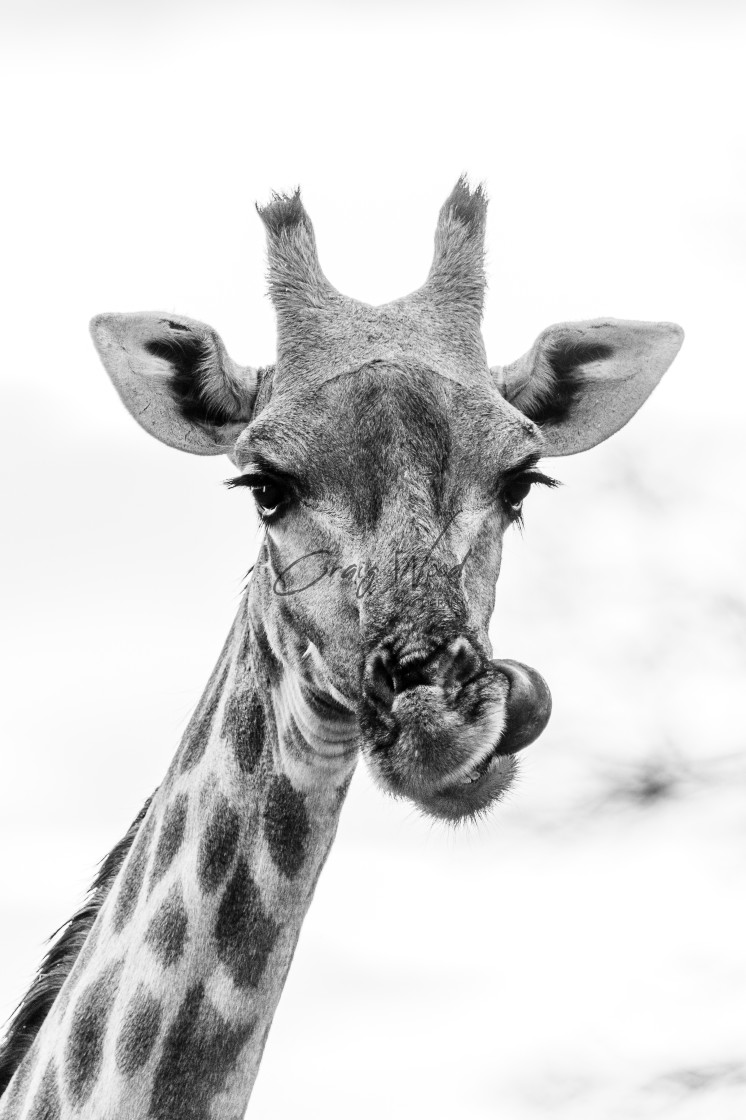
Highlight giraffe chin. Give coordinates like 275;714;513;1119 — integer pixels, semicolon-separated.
417;750;520;822
361;660;552;823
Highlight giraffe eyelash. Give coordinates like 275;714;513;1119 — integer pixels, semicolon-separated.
506;469;560;491
224;472;269;489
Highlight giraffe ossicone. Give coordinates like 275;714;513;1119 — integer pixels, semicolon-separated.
0;178;683;1118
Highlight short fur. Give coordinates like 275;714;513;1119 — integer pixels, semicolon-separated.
426;176;487;316
0;797;154;1097
256;190;334;322
64;959;124;1107
148;982;255;1120
254;178;490;389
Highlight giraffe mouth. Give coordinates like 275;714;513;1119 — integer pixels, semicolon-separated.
360;658;552;822
422;660;552;819
419;748;520;820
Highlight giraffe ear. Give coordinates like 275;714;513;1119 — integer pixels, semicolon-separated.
491;319;684;457
90;312;259;456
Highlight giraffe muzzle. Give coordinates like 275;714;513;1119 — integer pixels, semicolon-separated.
359;641;552;820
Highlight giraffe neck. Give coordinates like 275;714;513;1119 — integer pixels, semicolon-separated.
0;594;359;1120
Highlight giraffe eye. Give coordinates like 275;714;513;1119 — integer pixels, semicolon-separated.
501;469;559;516
252;480;285;511
250;478;291;521
224;472;293;521
503;476;533;511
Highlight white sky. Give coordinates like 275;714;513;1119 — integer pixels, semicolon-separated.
1;3;745;1117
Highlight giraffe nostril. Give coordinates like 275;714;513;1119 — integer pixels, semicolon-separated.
364;650;396;712
441;637;482;691
364;639;484;712
392;658;433;692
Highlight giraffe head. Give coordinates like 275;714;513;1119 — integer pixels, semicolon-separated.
91;180;683;821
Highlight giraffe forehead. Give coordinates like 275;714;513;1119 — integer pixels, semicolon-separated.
237;362;540;489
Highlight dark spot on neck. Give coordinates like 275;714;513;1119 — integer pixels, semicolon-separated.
112;811;157;934
116;985;162;1076
197;793;241;893
214;860;279;990
64;959;124;1107
148;983;255;1120
149;793;189;893
222;684;266;775
145;883;189;968
180;659;232;773
262;775;309;879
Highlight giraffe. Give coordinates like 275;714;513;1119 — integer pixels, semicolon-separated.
0;180;683;1118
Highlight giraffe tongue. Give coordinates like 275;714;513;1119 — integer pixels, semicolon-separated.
491;659;552;755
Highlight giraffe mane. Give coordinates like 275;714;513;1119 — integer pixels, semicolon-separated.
0;793;155;1098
